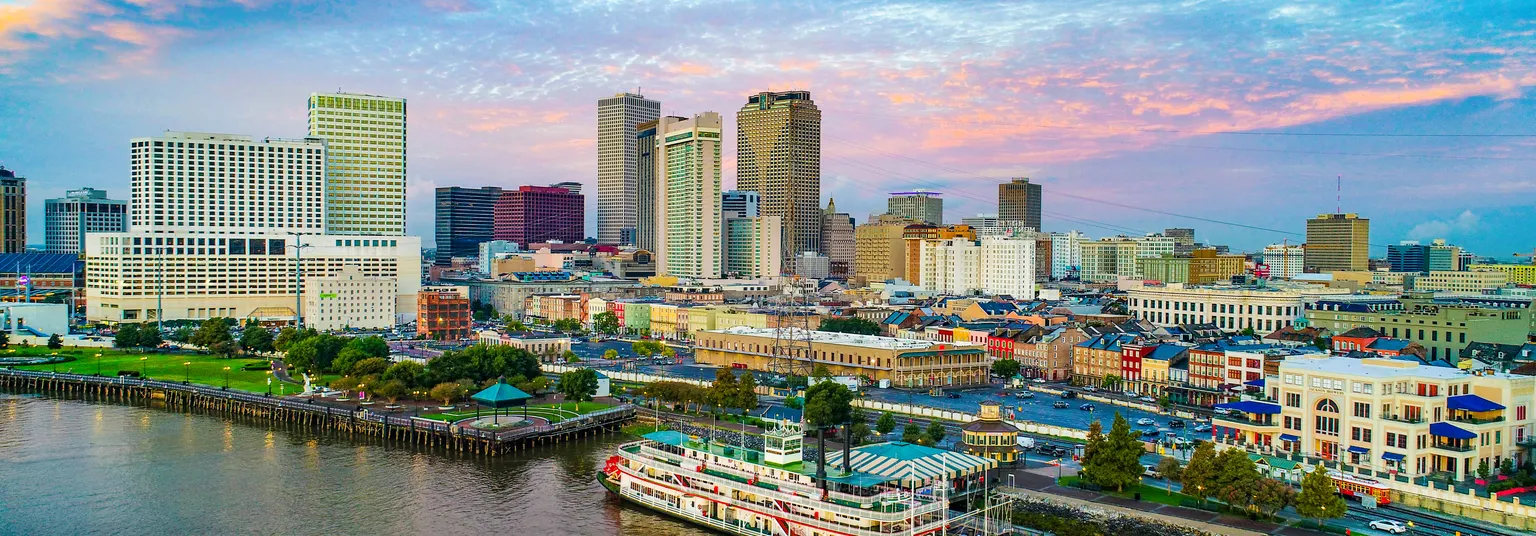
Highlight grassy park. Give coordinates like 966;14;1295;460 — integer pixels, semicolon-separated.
3;346;335;394
418;401;614;424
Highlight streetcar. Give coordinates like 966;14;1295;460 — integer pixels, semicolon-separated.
1328;471;1391;506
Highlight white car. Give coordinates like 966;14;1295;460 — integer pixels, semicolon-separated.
1212;408;1230;415
1368;519;1406;534
1140;396;1157;403
1030;378;1046;384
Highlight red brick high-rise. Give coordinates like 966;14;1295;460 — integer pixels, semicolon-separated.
494;184;585;245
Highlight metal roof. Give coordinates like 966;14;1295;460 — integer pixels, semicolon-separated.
0;253;80;274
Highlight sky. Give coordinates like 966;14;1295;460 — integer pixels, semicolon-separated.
2;0;1534;258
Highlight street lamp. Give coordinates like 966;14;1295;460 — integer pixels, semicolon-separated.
140;356;148;377
222;366;231;389
95;353;103;376
266;370;273;395
284;234;312;330
51;352;58;373
183;361;191;383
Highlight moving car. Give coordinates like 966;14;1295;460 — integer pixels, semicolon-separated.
1015;391;1035;399
1079;404;1095;411
1030;378;1046;384
1192;423;1212;432
1052;401;1069;409
1139;396;1157;403
1140;429;1161;438
1142;464;1160;478
1136;418;1156;426
1368;520;1406;534
1167;419;1185;428
1212;407;1230;415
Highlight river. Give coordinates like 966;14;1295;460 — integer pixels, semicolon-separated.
0;393;715;536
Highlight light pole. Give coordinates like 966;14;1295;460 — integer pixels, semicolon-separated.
222;366;231;389
285;234;312;330
139;356;148;377
94;353;102;376
183;361;191;383
51;352;58;373
266;370;273;395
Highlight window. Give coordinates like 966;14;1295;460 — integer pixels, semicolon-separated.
1286;393;1301;407
1316;399;1338;413
1352;402;1371;418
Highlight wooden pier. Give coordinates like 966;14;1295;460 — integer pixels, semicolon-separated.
0;369;635;456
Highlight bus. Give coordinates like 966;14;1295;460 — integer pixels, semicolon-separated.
1328;471;1391;506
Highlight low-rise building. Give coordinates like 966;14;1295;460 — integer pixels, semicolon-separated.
1215;356;1536;483
1072;332;1142;386
962;401;1019;464
1409;271;1508;293
1470;263;1536;286
477;330;571;357
1015;326;1086;382
303;266;397;331
418;286;471;340
1305;295;1533;362
694;326;990;387
1128;282;1351;335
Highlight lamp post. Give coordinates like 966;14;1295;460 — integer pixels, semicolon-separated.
183;361;191;383
285;234;312;330
266;370;273;395
51;352;58;373
140;356;148;377
95;353;102;376
222;366;231;389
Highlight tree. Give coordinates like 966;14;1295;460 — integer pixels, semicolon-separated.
346;336;390;359
847;409;873;446
558;368;599;411
1295;464;1346;526
991;359;1021;380
1158;395;1173;411
170;326;196;343
710;367;740;411
189;318;234;356
383;361;425;388
1250;478;1296;518
1100;374;1121;389
273;327;315;352
138;327;164;352
1088;412;1146;492
1500;457;1516;477
784;396;803;410
46;333;62;350
563;350;580;363
373;380;409;404
1312;336;1330;351
1181;441;1219;503
284;338;321;372
506;319;528;332
330;375;360;397
817;317;881;335
923;420;946;446
812;364;833;379
660;345;676;358
602;349;619;360
1478;459;1492;481
803;380;855;486
351;357;392;377
632;340;655;357
901;423;922;443
240;328;275;355
876;412;897;436
734;372;760;415
1213;448;1262;510
1155;456;1183;492
114;324;140;351
429;381;466;406
1080;420;1106;484
592;311;620;335
1240;327;1257;337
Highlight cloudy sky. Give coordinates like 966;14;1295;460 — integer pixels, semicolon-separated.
2;0;1534;257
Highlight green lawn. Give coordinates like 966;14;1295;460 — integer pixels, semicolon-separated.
5;347;333;394
418;401;614;424
1057;475;1189;507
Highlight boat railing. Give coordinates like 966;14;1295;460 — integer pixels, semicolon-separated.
617;448;946;524
619;477;946;536
636;444;916;508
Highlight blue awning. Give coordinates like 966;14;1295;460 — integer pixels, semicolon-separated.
1347;446;1370;454
1214;400;1282;415
1382;452;1406;462
1243;378;1265;387
1429;422;1477;440
1279;434;1299;442
1447;394;1505;412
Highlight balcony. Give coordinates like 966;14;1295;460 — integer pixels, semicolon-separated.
1431;442;1475;453
1449;415;1504;425
1381;415;1425;425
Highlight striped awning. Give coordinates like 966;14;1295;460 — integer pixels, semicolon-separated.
822;441;998;486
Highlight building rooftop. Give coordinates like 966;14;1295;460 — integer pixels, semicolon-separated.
709;326;981;350
1281;356;1519;381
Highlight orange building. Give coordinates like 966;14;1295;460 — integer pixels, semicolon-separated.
418;287;471;340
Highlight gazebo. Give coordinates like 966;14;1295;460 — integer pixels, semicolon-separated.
471;378;533;418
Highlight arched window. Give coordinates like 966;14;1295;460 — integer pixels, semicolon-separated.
1315;398;1338;413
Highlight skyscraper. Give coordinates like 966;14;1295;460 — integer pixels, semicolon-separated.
634;118;662;250
0;166;24;253
596;92;661;245
307;92;407;235
433;186;502;266
887;191;943;224
654;112;723;278
820;198;855;279
1304;213;1370;272
724;216;782;279
1164;228;1195;255
494;185;585;246
997;178;1042;232
736;90;821;267
131;132;326;235
46;188;127;254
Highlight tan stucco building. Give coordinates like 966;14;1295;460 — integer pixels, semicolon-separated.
694;326;990;387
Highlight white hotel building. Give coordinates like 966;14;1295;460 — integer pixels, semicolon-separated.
1127;281;1351;334
919;236;1036;299
86;131;420;324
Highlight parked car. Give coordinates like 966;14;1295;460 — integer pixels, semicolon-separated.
1079;404;1095;411
1368;520;1406;534
1060;391;1078;400
1136;418;1156;426
1052;401;1069;409
1015;391;1035;399
1192;423;1212;432
1030;378;1046;384
1212;407;1230;415
1139;396;1157;403
1140;429;1161;438
1142;464;1160;478
1084;386;1097;392
1123;390;1137;397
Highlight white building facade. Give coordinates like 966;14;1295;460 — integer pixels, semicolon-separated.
724;216;782;279
129;132;326;235
1049;230;1085;279
1262;244;1306;279
45;188;127;254
654;113;723;279
1126;282;1351;334
920;237;1036;298
304;266;398;330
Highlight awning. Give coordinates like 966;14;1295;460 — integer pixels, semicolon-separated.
1429;422;1477;440
1214;400;1282;415
1347;446;1370;454
1279;433;1300;442
1243;378;1265;387
823;441;998;486
1447;394;1505;412
1382;452;1406;462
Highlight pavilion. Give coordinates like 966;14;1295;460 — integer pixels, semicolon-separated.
471;378;533;418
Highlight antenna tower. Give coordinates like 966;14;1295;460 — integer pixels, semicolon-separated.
768;275;816;381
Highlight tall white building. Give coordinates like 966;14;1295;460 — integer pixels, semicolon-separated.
596;92;662;245
919;237;1036;298
1125;282;1350;334
45;188;127;254
654;113;722;279
307;92;407;235
1049;230;1086;279
724;216;781;278
1135;234;1176;258
304;265;399;331
130;132;326;235
1262;244;1305;279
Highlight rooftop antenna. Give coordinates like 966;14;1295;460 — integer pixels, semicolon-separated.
1336;174;1341;214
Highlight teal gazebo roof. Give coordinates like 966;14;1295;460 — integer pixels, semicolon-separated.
472;379;533;408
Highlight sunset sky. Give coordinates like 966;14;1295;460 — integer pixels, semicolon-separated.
2;1;1534;256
